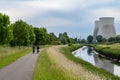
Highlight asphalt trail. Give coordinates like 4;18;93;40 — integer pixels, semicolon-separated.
0;49;43;80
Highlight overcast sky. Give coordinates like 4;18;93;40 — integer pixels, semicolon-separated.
0;0;120;38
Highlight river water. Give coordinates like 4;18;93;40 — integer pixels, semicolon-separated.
72;46;120;77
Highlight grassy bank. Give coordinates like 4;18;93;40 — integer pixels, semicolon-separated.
89;43;120;60
34;49;68;80
61;44;120;80
0;46;31;69
34;45;107;80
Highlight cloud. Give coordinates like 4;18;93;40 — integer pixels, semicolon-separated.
0;2;46;22
0;0;120;38
88;7;120;22
0;0;86;23
1;0;119;23
21;0;87;12
35;17;80;27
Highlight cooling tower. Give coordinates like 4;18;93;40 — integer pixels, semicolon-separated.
93;21;101;42
93;17;116;42
98;17;116;39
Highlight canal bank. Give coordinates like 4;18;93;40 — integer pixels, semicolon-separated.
72;46;120;77
61;45;120;80
88;44;120;61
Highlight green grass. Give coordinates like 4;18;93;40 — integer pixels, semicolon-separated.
61;44;120;80
34;49;68;80
0;46;31;68
89;44;120;60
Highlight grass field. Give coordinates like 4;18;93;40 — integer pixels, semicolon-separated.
90;43;120;60
0;46;31;69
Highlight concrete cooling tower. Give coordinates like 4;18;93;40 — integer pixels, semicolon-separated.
93;21;101;42
93;17;116;42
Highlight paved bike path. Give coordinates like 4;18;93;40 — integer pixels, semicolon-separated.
0;49;43;80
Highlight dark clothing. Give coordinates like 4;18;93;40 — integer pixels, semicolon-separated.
37;46;40;53
32;46;35;53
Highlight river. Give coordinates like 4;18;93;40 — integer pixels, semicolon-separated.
72;46;120;77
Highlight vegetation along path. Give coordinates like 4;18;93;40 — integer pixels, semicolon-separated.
50;46;105;80
0;49;44;80
34;45;105;80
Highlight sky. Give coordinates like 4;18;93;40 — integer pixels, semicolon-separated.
0;0;120;39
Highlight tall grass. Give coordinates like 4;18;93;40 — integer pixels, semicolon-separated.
0;46;31;68
61;44;120;80
34;49;67;80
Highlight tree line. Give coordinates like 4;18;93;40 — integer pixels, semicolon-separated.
2;12;118;46
86;35;120;44
0;13;81;46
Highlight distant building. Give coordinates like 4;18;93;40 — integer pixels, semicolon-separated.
93;17;116;42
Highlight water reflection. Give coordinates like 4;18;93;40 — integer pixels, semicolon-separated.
94;54;114;73
87;47;93;56
72;46;120;77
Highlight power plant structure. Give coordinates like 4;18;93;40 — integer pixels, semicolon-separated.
93;17;116;42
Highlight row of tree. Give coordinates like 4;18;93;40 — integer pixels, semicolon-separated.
86;35;120;43
0;13;81;46
2;12;119;46
107;35;120;42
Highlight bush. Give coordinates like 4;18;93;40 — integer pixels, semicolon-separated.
68;43;73;46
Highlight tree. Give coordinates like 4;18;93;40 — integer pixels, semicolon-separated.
59;33;62;39
68;38;75;44
102;38;107;43
96;35;103;42
81;39;86;43
34;27;49;45
116;35;120;42
78;38;81;43
11;20;31;46
74;37;80;43
87;35;93;43
34;28;41;45
108;37;116;42
49;33;58;41
49;33;60;45
39;28;49;45
0;13;13;45
29;25;36;45
59;32;70;44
